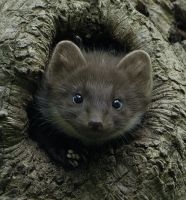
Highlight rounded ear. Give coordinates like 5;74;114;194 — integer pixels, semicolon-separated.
46;40;86;82
117;50;153;97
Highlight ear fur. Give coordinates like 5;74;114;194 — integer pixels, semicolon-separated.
117;50;153;97
46;40;86;82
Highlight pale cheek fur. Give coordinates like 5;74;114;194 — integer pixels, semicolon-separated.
116;112;143;136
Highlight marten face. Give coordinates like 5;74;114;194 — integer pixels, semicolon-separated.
38;41;152;145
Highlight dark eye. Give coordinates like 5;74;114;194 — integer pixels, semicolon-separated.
112;99;123;110
73;93;83;104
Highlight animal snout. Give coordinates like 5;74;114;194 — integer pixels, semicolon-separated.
88;121;103;131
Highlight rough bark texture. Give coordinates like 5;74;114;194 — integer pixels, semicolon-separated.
0;0;186;199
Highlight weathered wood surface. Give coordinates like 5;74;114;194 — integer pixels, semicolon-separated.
0;0;186;199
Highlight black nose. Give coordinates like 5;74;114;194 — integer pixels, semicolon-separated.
88;121;103;130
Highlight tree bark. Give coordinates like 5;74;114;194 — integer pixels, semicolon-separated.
0;0;186;199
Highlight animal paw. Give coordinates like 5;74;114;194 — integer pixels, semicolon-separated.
66;149;80;168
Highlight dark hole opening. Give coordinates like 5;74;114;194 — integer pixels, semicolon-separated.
169;2;186;43
168;26;186;43
54;25;129;55
135;1;149;17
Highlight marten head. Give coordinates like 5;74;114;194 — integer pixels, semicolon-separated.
38;41;152;144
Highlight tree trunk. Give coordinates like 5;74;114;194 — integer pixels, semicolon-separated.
0;0;186;199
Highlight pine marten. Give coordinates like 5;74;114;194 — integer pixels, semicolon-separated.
28;40;152;167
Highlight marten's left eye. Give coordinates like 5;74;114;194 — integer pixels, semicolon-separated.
73;93;83;104
112;99;123;110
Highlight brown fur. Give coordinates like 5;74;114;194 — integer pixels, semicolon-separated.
37;40;152;145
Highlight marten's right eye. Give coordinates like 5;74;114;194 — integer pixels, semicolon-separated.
73;93;83;104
